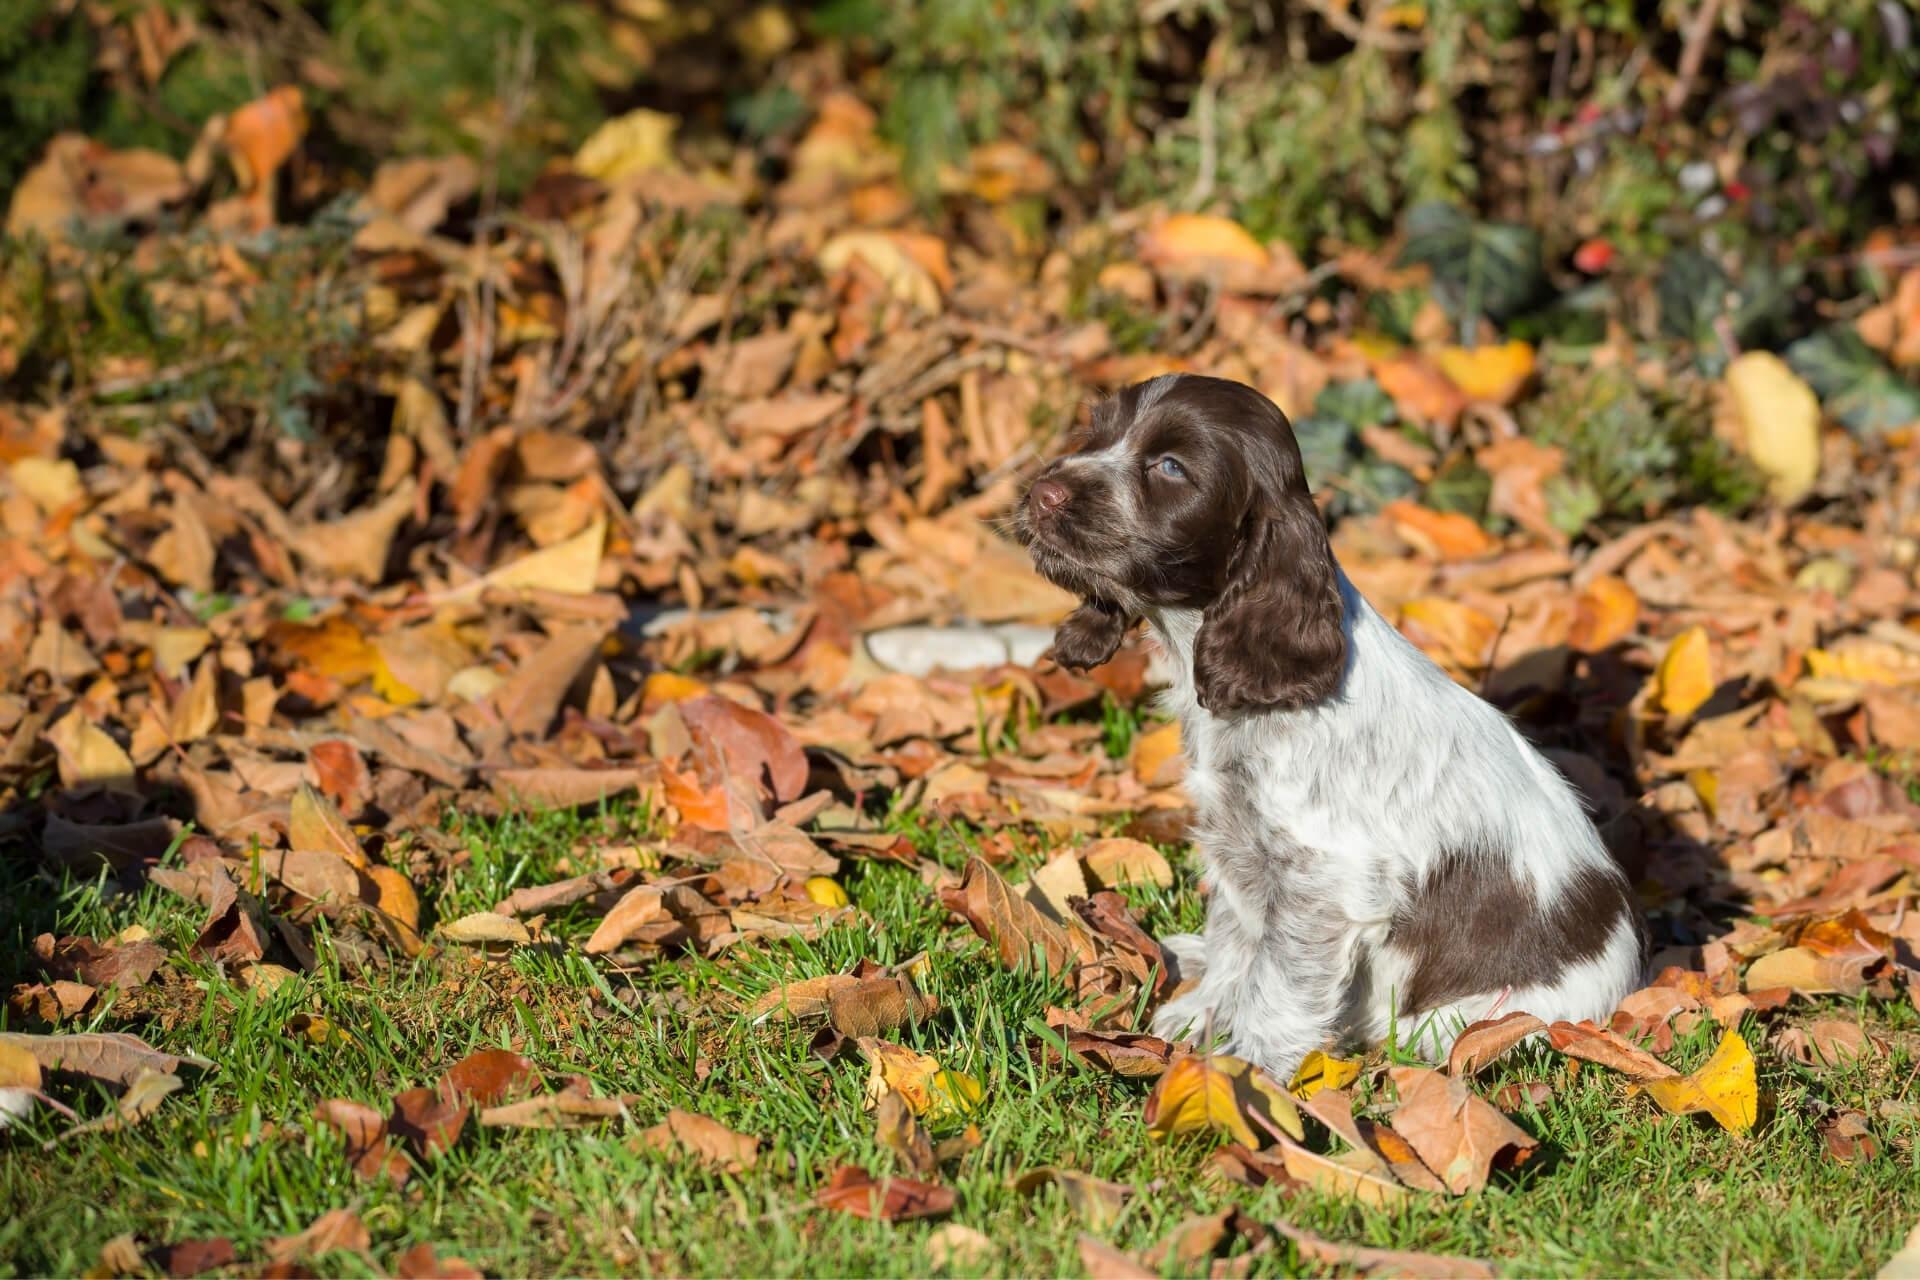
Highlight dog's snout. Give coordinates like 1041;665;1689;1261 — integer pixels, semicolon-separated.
1030;477;1070;515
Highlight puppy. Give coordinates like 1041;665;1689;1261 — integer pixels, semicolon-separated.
1019;373;1644;1078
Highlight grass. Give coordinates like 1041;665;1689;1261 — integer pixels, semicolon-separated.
3;799;1919;1278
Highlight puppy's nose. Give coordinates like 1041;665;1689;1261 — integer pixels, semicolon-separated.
1031;478;1070;515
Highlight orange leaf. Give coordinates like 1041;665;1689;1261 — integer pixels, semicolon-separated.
1383;500;1495;562
1568;575;1640;653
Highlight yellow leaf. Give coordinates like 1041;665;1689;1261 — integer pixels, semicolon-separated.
1130;720;1183;787
928;1069;984;1120
1655;626;1715;719
805;876;850;908
287;1014;353;1048
1435;340;1536;405
1288;1050;1361;1099
1642;1029;1757;1133
574;109;679;181
1725;351;1821;504
1140;214;1268;268
9;457;83;513
858;1037;942;1114
1805;647;1918;687
367;866;420;931
1143;1054;1303;1148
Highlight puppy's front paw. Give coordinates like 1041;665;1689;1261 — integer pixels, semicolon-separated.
1150;991;1221;1045
1157;932;1208;984
1049;601;1131;672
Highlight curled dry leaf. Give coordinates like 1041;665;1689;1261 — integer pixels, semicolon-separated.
1272;1135;1409;1206
873;1086;936;1175
1641;1029;1758;1133
1012;1166;1134;1230
1820;1108;1879;1164
857;1037;981;1120
1387;1066;1537;1194
1546;1020;1679;1081
1143;1052;1304;1149
289;784;367;869
479;1089;634;1129
1744;912;1892;996
1447;1011;1548;1076
583;885;663;955
61;1067;182;1139
679;694;810;805
814;1164;955;1221
439;912;531;946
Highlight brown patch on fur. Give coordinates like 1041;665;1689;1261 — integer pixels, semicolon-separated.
1391;852;1635;1013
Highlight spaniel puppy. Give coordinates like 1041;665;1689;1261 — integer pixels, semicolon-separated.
1020;373;1644;1078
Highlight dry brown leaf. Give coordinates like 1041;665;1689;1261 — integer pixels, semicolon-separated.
814;1165;954;1221
443;1048;543;1107
267;1209;370;1263
439;912;531;946
1271;1219;1494;1279
1079;837;1173;890
939;855;1091;979
1546;1020;1679;1080
1447;1011;1547;1076
1387;1066;1537;1193
1012;1166;1134;1230
636;1107;760;1173
0;1031;210;1087
582;885;664;955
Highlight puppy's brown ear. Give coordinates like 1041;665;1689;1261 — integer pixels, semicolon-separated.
1049;599;1132;672
1193;496;1345;713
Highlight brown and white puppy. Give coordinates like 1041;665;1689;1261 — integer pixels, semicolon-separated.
1019;373;1643;1077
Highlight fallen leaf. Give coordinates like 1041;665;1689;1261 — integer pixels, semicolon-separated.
1288;1049;1362;1099
1130;720;1183;787
679;694;809;805
583;885;664;955
478;1090;633;1129
0;1031;211;1087
392;1242;484;1280
439;912;531;946
1568;575;1640;653
267;1209;370;1263
1744;913;1891;996
148;1238;237;1279
1143;1052;1304;1149
925;1224;998;1270
858;1037;979;1120
1383;500;1497;561
1076;1234;1157;1280
1271;1218;1494;1279
1655;626;1715;719
939;856;1092;979
1060;1027;1174;1078
1447;1011;1547;1076
1725;351;1821;504
1642;1029;1758;1132
290;782;365;866
818;232;942;311
1820;1108;1879;1164
636;1107;759;1173
575;109;678;181
815;1165;954;1221
1436;340;1535;404
1013;1166;1134;1230
873;1086;936;1175
443;1048;543;1106
1387;1066;1537;1193
1272;1135;1409;1205
390;1083;469;1157
1546;1020;1679;1080
314;1097;407;1184
1079;837;1173;890
45;708;136;790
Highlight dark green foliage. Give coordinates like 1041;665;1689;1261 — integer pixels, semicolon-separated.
1401;203;1546;327
1296;378;1420;518
0;1;92;192
1787;328;1920;436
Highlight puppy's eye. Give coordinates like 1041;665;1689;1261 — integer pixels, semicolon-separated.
1153;456;1188;481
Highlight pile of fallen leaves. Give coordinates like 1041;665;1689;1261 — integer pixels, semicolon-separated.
4;54;1920;1279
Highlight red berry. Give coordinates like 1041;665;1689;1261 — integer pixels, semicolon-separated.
1573;238;1615;273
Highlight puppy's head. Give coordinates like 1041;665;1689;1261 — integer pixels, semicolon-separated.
1018;374;1346;714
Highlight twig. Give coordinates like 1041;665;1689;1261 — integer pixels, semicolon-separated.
1665;0;1726;113
1301;0;1425;53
